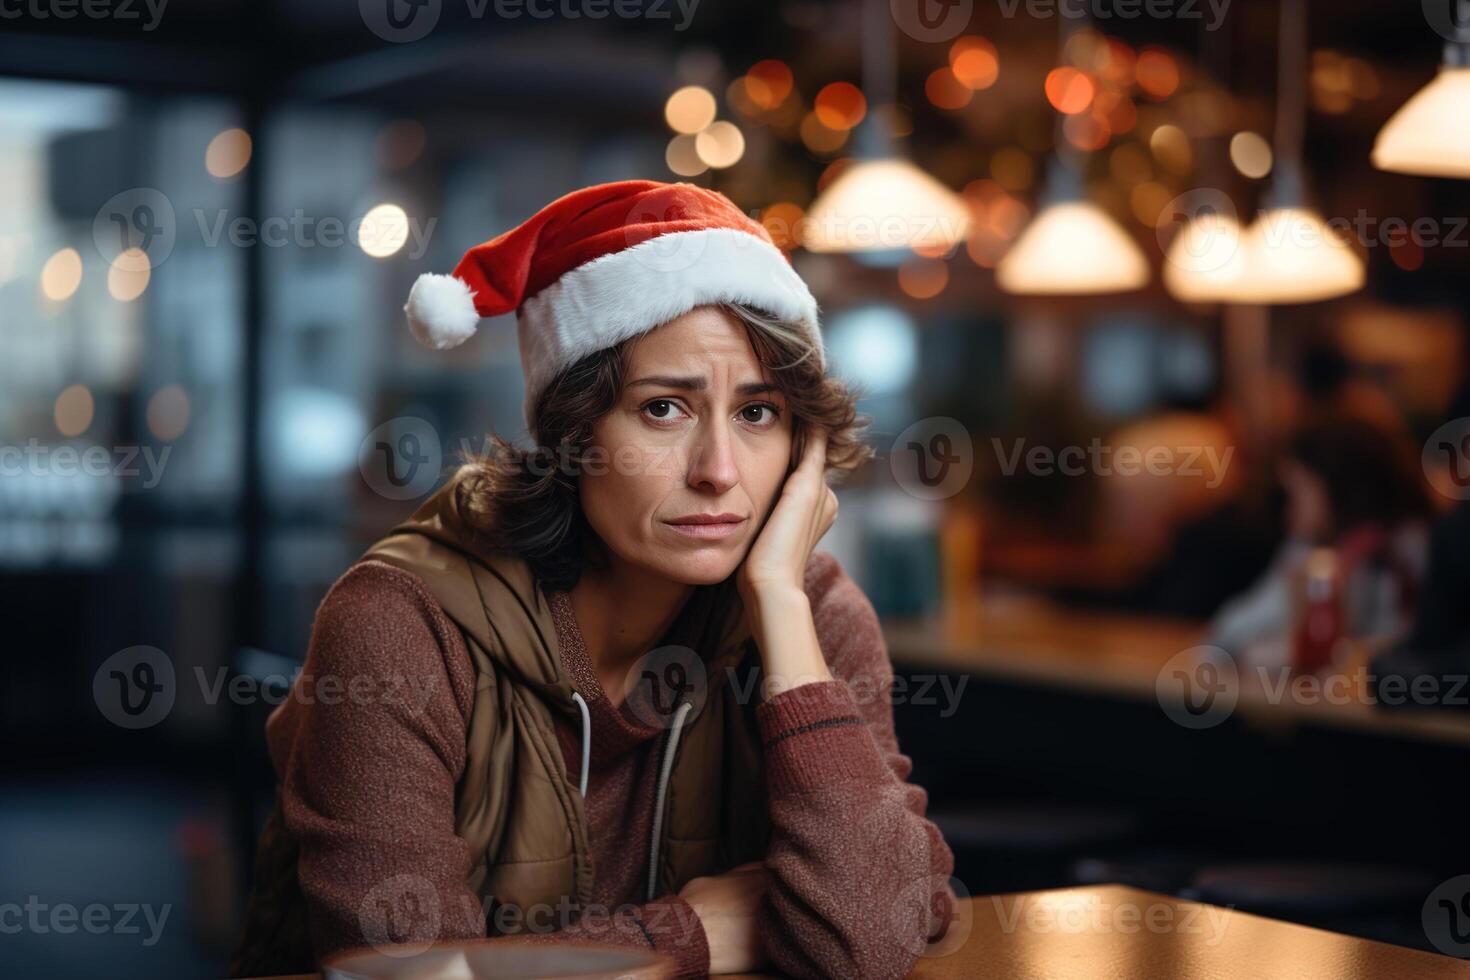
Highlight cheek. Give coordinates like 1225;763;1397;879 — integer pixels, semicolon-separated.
582;428;682;526
744;439;793;511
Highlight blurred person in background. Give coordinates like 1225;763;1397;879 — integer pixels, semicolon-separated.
228;181;954;979
1207;416;1432;669
1372;381;1470;710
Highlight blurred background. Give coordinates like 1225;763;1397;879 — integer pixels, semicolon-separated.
4;0;1470;975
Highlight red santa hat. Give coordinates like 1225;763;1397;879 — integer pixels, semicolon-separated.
403;179;823;430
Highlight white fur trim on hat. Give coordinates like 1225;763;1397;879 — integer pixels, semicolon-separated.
405;273;480;350
516;227;821;429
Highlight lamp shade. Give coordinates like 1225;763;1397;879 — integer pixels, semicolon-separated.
1227;207;1364;304
1163;212;1246;303
803;158;971;252
996;201;1150;295
1372;67;1470;178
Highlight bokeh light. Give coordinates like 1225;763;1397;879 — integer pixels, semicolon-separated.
745;60;794;110
41;247;82;301
54;384;93;437
205;128;252;178
665;133;707;176
814;82;866;130
926;68;972;110
1230;131;1273;178
147;384;191;442
665;86;718;134
357;203;410;258
106;247;150;301
949;36;999;90
694;120;745;168
898;256;949;298
1135;48;1180;100
1045;67;1095;115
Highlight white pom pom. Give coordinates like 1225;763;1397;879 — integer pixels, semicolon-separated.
404;273;480;349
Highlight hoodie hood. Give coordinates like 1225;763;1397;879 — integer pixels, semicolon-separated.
358;472;758;716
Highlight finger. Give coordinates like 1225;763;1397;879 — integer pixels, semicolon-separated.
796;427;828;474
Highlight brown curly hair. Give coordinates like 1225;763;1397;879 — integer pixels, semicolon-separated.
446;302;871;592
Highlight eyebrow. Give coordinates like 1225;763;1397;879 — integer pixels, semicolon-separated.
627;375;780;397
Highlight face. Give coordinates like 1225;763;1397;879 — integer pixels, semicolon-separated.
580;305;795;586
1281;458;1331;541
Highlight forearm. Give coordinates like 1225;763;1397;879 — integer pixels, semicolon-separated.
744;585;831;697
755;680;954;979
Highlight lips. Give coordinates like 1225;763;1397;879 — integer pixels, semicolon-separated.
663;513;748;540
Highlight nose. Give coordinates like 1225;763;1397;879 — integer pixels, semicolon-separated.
685;419;739;495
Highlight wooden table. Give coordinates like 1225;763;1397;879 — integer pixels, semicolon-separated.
884;594;1470;747
246;888;1468;979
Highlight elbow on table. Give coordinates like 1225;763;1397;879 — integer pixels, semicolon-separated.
758;888;930;980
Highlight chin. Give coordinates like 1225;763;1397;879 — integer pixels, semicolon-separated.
641;547;743;587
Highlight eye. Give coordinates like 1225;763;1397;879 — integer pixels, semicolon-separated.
640;398;689;424
738;403;781;427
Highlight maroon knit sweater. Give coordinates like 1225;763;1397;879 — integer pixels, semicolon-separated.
267;550;955;978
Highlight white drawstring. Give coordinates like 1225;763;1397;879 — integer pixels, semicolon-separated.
570;691;591;798
647;700;694;901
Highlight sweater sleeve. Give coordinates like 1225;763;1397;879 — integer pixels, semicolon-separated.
269;560;487;962
271;561;712;976
753;552;958;980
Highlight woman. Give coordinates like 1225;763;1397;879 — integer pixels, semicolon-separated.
1207;415;1432;667
229;181;956;979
